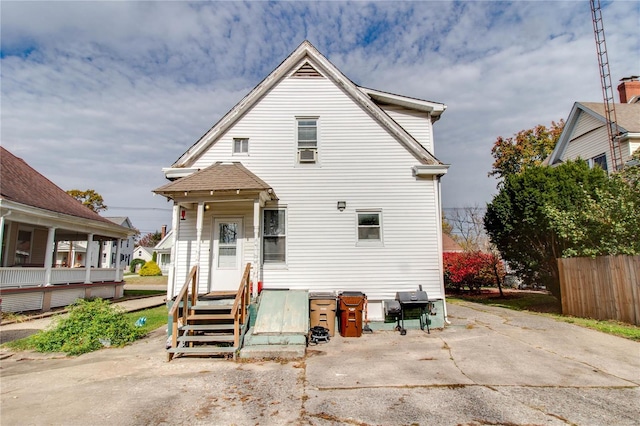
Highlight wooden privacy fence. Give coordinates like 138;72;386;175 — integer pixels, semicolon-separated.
558;255;640;325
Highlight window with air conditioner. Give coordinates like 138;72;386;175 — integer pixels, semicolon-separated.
297;118;318;164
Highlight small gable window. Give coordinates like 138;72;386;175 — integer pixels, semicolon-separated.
297;118;318;164
233;138;249;155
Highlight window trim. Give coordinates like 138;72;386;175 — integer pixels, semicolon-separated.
356;210;383;245
262;208;287;265
296;117;319;165
232;137;249;155
590;153;608;172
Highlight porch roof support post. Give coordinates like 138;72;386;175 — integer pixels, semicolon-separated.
253;198;260;298
115;238;122;282
84;233;94;284
0;214;6;266
44;227;56;286
167;204;180;300
195;202;205;291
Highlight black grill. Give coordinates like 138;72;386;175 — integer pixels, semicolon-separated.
394;289;431;335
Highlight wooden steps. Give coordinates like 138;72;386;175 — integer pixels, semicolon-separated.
167;263;253;361
168;292;243;360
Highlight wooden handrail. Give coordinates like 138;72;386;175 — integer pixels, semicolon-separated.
231;263;252;347
168;265;198;356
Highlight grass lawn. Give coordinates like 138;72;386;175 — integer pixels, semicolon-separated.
3;305;168;353
124;275;168;285
448;289;640;341
123;289;165;297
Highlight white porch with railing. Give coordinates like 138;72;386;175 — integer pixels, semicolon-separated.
0;267;124;289
0;267;126;313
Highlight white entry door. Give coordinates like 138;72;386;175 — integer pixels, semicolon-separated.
211;217;244;292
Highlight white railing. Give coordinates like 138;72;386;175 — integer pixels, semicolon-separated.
0;267;122;289
0;267;46;288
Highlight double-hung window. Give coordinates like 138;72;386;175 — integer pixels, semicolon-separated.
357;211;382;242
297;118;318;163
263;209;286;263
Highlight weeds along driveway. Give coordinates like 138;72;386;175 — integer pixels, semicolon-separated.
1;302;639;426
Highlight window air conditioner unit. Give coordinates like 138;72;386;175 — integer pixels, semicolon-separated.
298;148;317;163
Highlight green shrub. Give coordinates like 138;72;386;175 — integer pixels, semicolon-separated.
152;251;157;262
139;260;162;276
130;258;146;273
29;299;143;355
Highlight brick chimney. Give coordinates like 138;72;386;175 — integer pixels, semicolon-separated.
161;225;167;239
617;76;640;103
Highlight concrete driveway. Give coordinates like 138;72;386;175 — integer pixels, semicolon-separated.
1;301;638;425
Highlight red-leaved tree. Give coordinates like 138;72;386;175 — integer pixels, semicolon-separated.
443;251;505;293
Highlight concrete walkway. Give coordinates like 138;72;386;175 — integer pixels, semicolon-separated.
1;300;638;425
0;295;166;344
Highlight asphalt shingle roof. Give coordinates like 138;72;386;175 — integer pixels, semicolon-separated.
154;162;273;194
579;102;640;133
0;146;115;225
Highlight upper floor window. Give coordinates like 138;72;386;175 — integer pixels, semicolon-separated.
297;118;317;163
233;138;249;155
590;153;608;172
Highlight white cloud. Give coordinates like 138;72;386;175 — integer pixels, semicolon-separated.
1;0;638;232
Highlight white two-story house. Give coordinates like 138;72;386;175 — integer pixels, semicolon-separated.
154;41;450;322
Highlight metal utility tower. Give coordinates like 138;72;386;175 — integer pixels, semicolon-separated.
590;0;624;171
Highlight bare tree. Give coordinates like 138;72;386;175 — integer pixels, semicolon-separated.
444;206;490;252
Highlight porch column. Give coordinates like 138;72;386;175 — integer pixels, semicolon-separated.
115;239;122;282
253;198;260;298
84;233;94;284
0;213;6;266
167;204;180;299
44;227;56;286
195;202;205;266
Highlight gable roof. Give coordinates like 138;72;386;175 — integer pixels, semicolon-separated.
443;233;463;252
548;102;640;165
0;146;116;226
170;40;446;169
154;162;276;197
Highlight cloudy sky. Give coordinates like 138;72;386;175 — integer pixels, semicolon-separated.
2;1;638;235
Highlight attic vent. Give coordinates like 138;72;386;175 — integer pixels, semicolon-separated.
293;62;323;78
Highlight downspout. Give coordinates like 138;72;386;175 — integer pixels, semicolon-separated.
436;175;450;325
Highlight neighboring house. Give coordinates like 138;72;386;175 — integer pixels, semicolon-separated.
442;234;464;253
0;147;134;312
100;217;135;269
153;41;449;322
55;217;135;269
548;77;640;172
154;229;173;274
133;246;155;264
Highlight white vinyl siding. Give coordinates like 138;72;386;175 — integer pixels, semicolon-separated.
379;105;433;153
184;66;443;314
564;112;614;172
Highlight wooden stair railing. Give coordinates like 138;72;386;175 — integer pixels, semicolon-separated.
167;263;252;360
231;263;252;347
168;265;198;360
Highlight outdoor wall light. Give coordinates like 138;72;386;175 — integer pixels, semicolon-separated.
337;201;346;212
204;204;210;211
